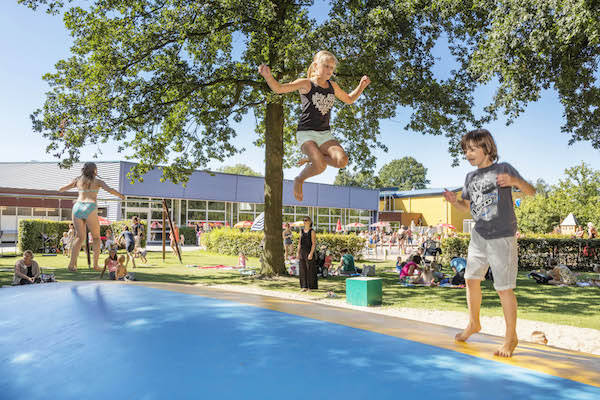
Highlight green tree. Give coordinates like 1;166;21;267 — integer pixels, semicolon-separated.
217;164;261;177
333;168;379;189
21;0;480;274
533;178;550;197
516;163;600;233
437;1;600;147
378;157;430;190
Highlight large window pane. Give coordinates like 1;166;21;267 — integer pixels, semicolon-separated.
318;216;329;224
283;206;295;214
126;197;149;208
207;211;225;221
255;204;264;213
18;207;32;216
330;208;342;216
1;207;16;216
296;206;308;214
238;212;255;221
318;208;329;215
188;211;205;221
188;200;205;210
239;202;253;211
33;208;46;217
208;201;225;211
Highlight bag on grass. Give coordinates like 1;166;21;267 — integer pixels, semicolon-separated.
528;272;551;284
361;265;376;277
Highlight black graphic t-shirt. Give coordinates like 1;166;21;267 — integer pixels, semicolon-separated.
462;162;524;239
297;80;336;131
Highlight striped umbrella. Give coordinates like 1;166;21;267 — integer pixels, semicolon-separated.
250;212;265;231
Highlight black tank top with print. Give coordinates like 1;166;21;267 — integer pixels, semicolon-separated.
297;80;335;131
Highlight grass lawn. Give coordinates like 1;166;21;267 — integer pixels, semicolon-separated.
1;249;599;330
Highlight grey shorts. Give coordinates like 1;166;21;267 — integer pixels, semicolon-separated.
297;130;336;148
465;229;518;291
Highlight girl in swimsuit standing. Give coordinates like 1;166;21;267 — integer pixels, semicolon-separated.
59;162;125;271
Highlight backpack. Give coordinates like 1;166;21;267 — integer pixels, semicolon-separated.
451;270;465;285
529;272;551;284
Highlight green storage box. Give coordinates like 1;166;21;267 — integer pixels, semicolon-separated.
346;277;382;306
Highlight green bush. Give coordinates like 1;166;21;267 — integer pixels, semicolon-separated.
440;236;470;265
202;228;366;259
18;219;146;254
179;226;197;245
440;235;600;271
17;219;71;254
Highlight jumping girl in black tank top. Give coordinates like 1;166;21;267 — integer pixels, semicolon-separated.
259;50;371;202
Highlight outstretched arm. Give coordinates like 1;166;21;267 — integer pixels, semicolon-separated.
443;189;471;213
58;179;77;192
331;76;371;104
97;179;126;199
258;64;311;94
497;174;536;197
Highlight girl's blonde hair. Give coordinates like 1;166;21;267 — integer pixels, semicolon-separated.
307;50;338;80
118;255;126;264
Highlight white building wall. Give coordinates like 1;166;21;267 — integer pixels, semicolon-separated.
0;161;123;222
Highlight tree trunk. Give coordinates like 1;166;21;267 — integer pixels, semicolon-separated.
263;101;286;275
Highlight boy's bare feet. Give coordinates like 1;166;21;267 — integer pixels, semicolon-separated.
455;321;481;342
293;177;304;201
297;158;310;167
494;337;518;357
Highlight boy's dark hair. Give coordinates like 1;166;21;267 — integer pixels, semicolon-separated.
461;128;498;162
341;248;349;253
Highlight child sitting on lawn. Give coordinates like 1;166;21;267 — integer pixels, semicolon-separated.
238;252;247;269
117;255;134;281
102;248;119;280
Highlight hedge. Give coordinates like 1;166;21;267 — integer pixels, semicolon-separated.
18;219;71;254
440;235;600;271
18;219;146;254
202;228;366;259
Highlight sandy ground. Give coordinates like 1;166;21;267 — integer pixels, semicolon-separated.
201;282;600;356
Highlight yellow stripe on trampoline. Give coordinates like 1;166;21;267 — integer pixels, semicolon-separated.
129;281;600;388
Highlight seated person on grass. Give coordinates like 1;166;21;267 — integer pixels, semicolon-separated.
13;250;41;285
399;258;420;281
102;248;119;280
337;248;358;275
547;259;578;286
117;255;134;281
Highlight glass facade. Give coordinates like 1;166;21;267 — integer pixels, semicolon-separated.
120;196;375;243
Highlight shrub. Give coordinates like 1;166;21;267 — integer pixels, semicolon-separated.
18;219;146;254
179;226;197;245
440;235;600;271
202;228;366;259
18;219;71;254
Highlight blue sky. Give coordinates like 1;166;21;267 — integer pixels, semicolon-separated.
1;1;598;188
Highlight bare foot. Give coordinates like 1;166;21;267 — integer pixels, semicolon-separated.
455;321;481;342
494;337;518;358
296;157;310;167
301;288;308;292
293;177;304;201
